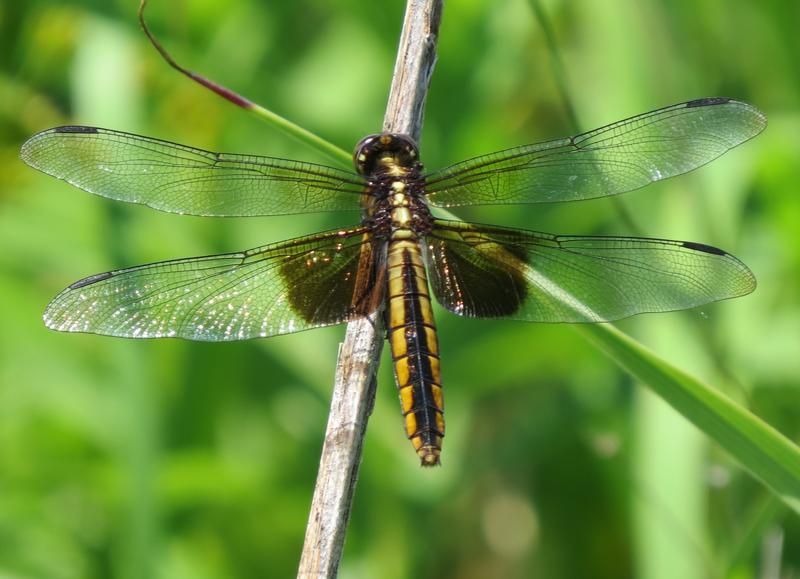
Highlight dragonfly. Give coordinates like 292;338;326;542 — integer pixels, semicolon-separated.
20;97;765;466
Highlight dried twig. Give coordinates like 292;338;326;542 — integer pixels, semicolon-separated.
297;1;443;577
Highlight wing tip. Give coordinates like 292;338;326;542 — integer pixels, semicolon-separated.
20;126;100;168
680;240;757;295
684;97;767;133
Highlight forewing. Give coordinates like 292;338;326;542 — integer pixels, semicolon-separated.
424;98;765;207
44;227;385;340
20;126;366;216
425;219;755;323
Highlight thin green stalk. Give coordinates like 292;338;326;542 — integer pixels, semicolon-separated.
245;102;352;167
138;0;351;168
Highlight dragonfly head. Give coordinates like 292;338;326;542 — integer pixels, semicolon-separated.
354;133;420;177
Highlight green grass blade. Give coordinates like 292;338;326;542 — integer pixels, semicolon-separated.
577;323;800;513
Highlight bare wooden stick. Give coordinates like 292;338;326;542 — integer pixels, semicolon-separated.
297;1;443;577
383;0;443;138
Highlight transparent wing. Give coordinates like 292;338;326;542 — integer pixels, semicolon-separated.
424;98;766;207
424;219;755;323
44;227;386;340
20;126;366;216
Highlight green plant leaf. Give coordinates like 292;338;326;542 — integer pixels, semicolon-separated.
577;323;800;514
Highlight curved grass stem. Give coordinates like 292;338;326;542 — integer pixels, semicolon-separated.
137;0;351;168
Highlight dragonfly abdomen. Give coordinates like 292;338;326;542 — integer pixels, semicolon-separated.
387;237;444;466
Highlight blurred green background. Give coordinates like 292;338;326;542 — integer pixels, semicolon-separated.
1;0;799;577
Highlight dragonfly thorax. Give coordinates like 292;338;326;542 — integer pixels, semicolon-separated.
354;133;421;177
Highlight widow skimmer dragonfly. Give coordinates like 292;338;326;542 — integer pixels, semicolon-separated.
20;97;764;466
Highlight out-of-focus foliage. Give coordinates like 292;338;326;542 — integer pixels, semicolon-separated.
1;0;798;577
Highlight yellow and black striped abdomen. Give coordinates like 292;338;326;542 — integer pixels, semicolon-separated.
387;238;444;466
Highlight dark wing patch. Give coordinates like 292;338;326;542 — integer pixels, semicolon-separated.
280;230;385;324
424;226;528;318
